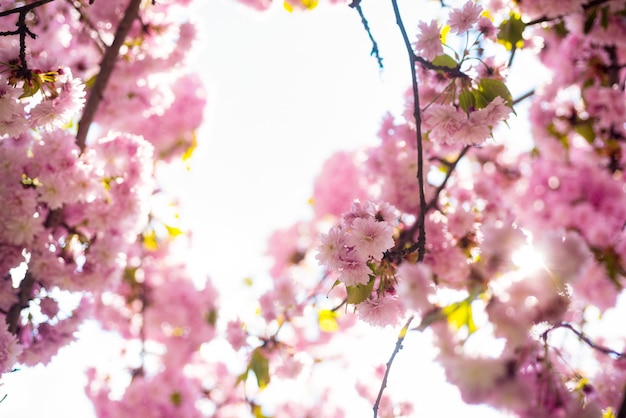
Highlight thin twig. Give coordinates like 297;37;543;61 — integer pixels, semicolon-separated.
349;1;383;69
373;315;414;418
542;322;626;359
76;0;143;151
426;146;470;213
390;0;427;262
513;89;535;106
65;0;107;53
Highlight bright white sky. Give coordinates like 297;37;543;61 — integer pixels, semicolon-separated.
0;1;516;416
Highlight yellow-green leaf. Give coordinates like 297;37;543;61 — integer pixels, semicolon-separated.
346;277;375;305
318;309;338;332
442;299;477;334
575;121;595;143
477;78;513;107
250;348;270;390
497;12;525;51
458;89;476;112
432;54;458;69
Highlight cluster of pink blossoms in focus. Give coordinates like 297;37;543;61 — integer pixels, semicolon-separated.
317;200;397;287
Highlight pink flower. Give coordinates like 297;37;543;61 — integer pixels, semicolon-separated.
358;294;405;327
422;103;466;143
316;225;347;270
396;262;434;312
338;250;372;287
414;20;443;60
447;1;482;34
0;321;22;374
312;151;368;220
225;320;248;351
346;217;395;261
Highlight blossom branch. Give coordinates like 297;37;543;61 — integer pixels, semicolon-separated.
373;315;414;418
349;0;383;69
391;146;470;261
390;0;427;262
513;89;535;106
0;0;57;17
0;0;56;72
542;322;626;359
65;0;107;53
76;0;143;151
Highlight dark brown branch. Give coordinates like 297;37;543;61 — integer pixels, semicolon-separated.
0;0;56;17
390;0;427;262
76;0;143;151
373;315;414;418
400;146;470;255
414;55;470;80
619;388;626;418
349;1;383;69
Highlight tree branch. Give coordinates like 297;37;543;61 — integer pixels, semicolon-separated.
349;1;383;69
513;89;535;106
397;146;470;258
0;0;57;17
65;0;107;54
76;0;143;151
542;322;626;359
373;315;414;418
390;0;427;262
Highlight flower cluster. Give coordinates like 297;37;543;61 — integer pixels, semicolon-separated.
317;200;396;287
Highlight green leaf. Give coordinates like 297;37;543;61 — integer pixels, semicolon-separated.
458;89;476;112
432;54;457;69
170;391;182;407
250;348;270;390
205;309;218;326
252;404;272;418
497;12;525;51
600;6;610;30
584;7;598;34
575;121;595;143
476;78;514;107
346;277;375;305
